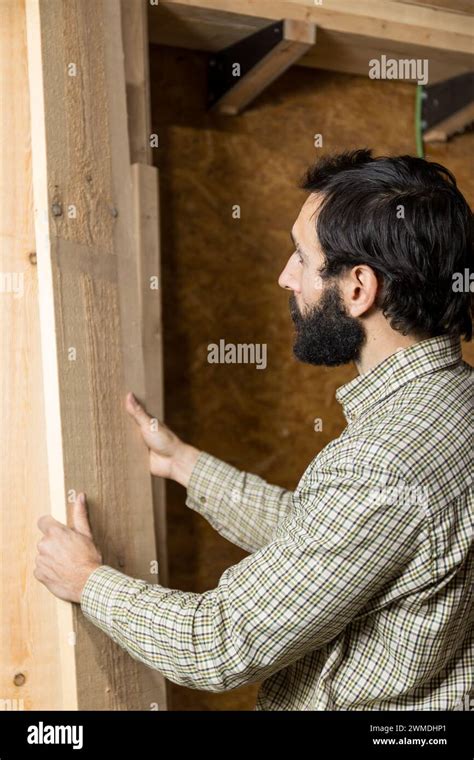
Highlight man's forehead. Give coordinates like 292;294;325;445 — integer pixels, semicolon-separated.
302;191;324;219
293;193;323;244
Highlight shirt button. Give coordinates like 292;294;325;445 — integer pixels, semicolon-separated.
199;495;206;503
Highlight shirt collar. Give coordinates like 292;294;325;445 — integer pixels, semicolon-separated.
335;334;463;423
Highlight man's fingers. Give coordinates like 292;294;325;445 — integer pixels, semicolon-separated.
37;514;63;535
125;391;152;429
71;493;93;538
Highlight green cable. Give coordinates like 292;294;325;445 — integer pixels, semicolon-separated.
415;84;425;158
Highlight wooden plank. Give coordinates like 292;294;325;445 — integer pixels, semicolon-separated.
149;0;473;83
24;0;167;710
121;0;153;164
212;19;316;114
121;1;170;590
394;0;473;14
0;0;66;711
149;4;271;51
304;29;472;85
284;0;473;29
131;164;169;589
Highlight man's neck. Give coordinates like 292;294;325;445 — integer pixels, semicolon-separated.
355;331;425;376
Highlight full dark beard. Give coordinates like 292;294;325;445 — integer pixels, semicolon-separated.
289;283;366;366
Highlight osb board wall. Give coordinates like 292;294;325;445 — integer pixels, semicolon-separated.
149;45;474;711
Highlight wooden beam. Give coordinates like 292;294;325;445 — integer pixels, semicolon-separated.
209;19;316;114
288;0;473;28
121;0;153;164
0;0;65;711
121;0;169;595
24;0;167;710
395;0;473;13
148;0;474;84
131;163;169;590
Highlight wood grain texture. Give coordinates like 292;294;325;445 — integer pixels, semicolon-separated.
132;163;169;590
285;0;473;25
394;0;473;13
122;0;170;622
121;0;153;165
149;44;473;710
23;0;166;709
121;0;169;592
149;0;473;82
0;0;64;711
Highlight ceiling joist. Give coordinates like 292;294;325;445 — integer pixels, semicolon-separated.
149;0;474;85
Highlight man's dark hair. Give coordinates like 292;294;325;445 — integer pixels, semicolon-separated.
299;149;473;340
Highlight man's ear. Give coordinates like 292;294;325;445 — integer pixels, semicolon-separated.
344;265;379;318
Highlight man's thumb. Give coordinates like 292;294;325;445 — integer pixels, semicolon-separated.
72;493;93;538
126;392;151;429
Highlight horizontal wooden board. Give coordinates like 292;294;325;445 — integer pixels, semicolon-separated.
149;0;473;83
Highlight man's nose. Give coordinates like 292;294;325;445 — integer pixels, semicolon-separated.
278;259;300;292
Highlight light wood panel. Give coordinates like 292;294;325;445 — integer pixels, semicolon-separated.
0;0;64;712
395;0;473;13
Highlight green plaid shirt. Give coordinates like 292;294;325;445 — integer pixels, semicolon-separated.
81;334;473;710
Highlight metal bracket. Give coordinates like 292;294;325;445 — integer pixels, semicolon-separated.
207;19;316;115
422;71;474;142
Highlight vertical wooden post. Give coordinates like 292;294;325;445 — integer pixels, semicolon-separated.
12;0;168;709
121;1;169;597
121;0;153;166
131;162;169;596
0;0;66;711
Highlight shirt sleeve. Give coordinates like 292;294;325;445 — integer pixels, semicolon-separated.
184;451;295;552
80;464;426;693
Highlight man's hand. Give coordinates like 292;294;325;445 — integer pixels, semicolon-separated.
126;392;201;486
34;493;102;603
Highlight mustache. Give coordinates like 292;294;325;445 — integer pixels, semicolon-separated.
289;294;306;325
